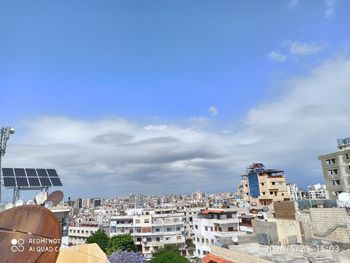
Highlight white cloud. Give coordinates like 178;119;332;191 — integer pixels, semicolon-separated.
268;49;287;63
3;55;350;198
325;0;336;18
208;106;219;116
290;41;325;55
288;0;299;9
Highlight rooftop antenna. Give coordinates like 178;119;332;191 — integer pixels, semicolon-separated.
0;126;15;203
34;191;48;205
47;190;64;206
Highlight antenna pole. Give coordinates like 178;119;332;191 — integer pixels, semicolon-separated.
0;126;15;203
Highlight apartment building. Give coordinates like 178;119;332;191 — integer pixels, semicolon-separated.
286;183;301;200
318;137;350;199
193;208;244;258
307;183;328;199
68;224;100;246
109;207;186;259
238;163;291;206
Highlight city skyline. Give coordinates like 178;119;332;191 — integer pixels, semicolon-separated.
1;0;350;198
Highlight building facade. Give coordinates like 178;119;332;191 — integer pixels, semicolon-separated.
318;137;350;199
109;207;186;259
238;163;291;206
193;209;243;259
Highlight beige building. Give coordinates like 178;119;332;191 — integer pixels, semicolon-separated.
238;163;291;206
318;137;350;199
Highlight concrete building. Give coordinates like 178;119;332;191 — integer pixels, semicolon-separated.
318;137;350;199
307;183;328;199
238;163;291;206
109;207;186;260
286;183;301;200
68;224;100;246
193;208;245;259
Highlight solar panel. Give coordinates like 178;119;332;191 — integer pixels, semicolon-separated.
4;177;16;187
15;177;29;187
14;168;26;177
2;168;14;177
2;167;62;188
37;169;48;177
50;177;62;186
47;169;58;177
38;177;52;187
26;169;41;187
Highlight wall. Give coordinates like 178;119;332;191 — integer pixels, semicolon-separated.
309;208;350;242
275;219;302;246
209;245;272;263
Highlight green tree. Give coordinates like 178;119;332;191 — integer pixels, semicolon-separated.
86;229;109;252
107;234;137;255
151;245;189;263
150;251;190;263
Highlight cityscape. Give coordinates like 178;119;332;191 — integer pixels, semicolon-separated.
1;0;350;262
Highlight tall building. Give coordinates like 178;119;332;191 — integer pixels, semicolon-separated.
238;163;291;206
318;137;350;199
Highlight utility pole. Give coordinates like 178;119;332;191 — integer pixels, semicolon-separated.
0;126;15;203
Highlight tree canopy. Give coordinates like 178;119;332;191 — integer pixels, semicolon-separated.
151;245;189;263
86;229;109;252
107;234;137;254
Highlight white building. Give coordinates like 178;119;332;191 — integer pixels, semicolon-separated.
68;224;100;246
109;207;187;259
193;208;245;258
286;183;301;200
308;183;329;199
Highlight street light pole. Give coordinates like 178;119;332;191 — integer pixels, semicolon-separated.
0;126;15;203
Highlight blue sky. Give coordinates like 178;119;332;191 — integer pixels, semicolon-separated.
1;0;350;199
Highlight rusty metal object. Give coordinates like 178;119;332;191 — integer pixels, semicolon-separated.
47;191;64;206
0;205;61;262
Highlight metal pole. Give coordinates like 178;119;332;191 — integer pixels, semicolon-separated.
0;127;15;204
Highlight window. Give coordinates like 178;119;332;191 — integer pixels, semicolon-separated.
262;192;265;195
272;182;275;185
156;237;160;242
176;227;181;231
261;182;265;186
196;238;200;242
144;219;149;223
135;219;140;224
202;238;204;243
205;226;208;231
167;228;172;232
195;225;198;230
206;239;209;243
346;154;349;160
228;227;234;231
270;191;273;195
155;228;160;232
332;180;341;185
210;227;213;231
177;236;182;240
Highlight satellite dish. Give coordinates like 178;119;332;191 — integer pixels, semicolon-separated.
338;193;350;202
5;203;13;210
47;190;64;206
251;201;257;207
26;200;35;205
232;236;238;243
35;192;48;205
45;201;54;208
15;200;24;207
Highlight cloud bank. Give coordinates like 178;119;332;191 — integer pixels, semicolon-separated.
4;55;350;198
